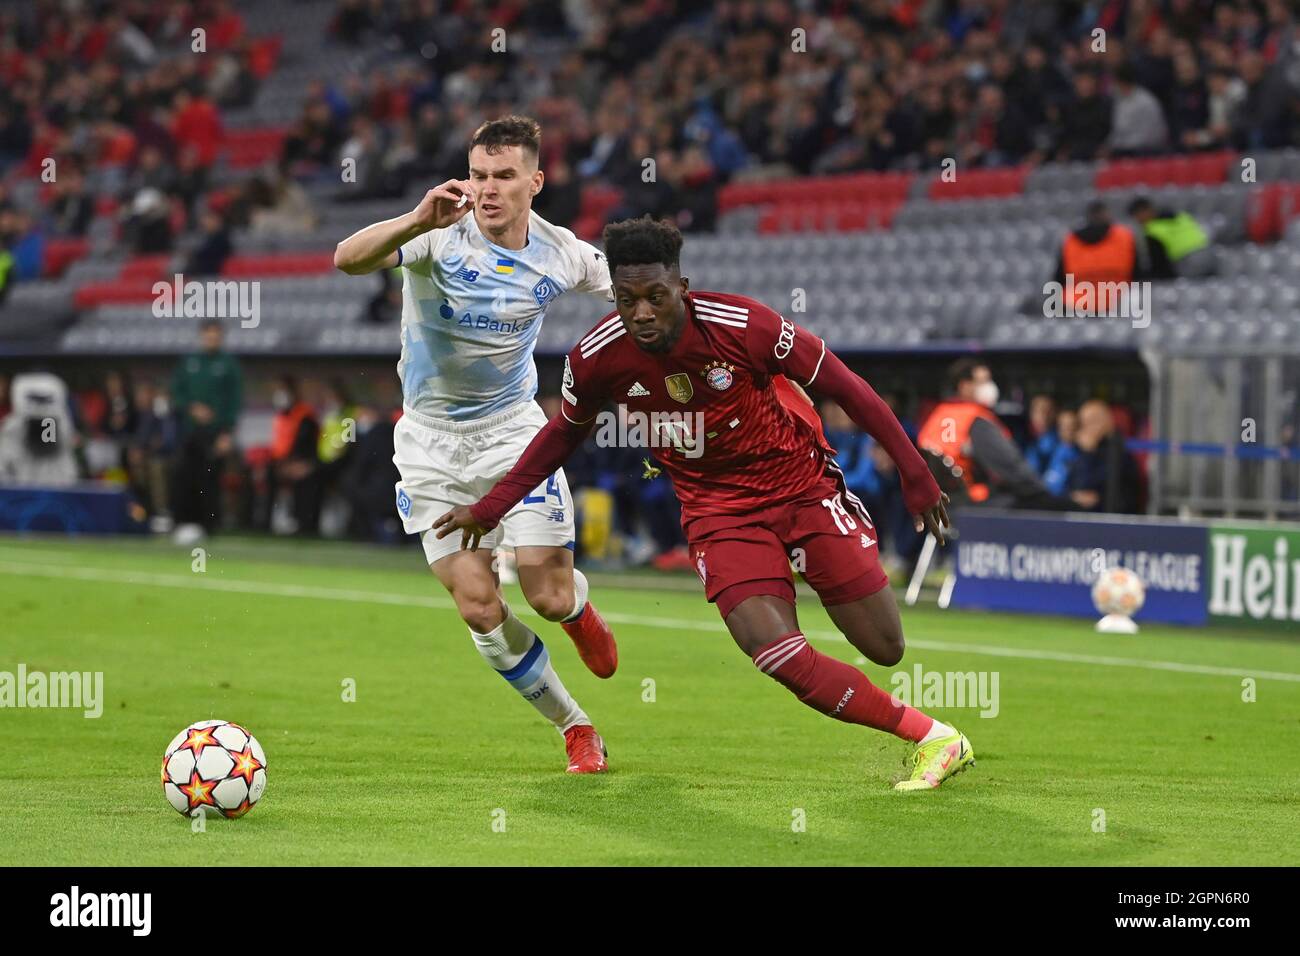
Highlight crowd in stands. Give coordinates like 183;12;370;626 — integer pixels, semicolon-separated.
303;0;1300;232
3;1;1299;303
0;0;286;307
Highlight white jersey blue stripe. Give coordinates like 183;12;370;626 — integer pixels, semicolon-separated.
397;210;613;421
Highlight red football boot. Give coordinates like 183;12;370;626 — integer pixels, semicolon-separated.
563;725;608;774
560;601;618;678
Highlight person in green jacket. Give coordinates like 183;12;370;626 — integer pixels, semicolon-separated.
1129;196;1215;278
169;319;242;541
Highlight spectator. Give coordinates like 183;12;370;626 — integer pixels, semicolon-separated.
363;268;403;324
170;88;223;170
533;155;581;228
1192;67;1247;150
0;208;44;282
1023;394;1060;474
48;165;95;237
121;186;173;254
1128;196;1214;278
1232;51;1291;149
127;379;176;524
1058;69;1111;161
338;403;404;542
1066;400;1140;513
1041;409;1079;497
1109;62;1168;156
170;319;242;543
1169;51;1210;149
282;98;344;177
183;209;233;277
0;240;12;305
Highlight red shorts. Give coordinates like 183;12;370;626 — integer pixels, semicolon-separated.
683;465;889;619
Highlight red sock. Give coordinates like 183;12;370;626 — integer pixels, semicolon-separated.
752;632;935;742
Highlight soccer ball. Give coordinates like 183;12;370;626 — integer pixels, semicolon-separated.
1091;567;1146;618
161;720;267;818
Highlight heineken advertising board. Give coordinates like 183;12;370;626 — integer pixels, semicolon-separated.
1208;523;1300;628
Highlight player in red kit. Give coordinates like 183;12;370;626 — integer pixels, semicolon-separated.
435;217;975;790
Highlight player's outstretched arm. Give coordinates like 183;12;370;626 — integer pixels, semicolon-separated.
332;179;477;275
808;348;950;542
432;412;595;551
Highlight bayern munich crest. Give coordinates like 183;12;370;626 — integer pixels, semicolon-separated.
702;360;736;391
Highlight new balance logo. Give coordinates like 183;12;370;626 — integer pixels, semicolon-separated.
627;382;650;397
453;267;480;282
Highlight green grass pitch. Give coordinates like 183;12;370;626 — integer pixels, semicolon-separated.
1;534;1298;866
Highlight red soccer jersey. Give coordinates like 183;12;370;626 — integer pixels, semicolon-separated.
560;290;833;521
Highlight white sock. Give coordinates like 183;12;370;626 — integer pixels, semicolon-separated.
560;568;590;623
920;719;956;744
471;602;588;733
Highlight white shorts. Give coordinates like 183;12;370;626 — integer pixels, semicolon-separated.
392;400;575;565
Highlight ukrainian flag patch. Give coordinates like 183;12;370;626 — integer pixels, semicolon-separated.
494;258;515;274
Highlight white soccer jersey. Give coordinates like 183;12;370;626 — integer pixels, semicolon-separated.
396;210;613;421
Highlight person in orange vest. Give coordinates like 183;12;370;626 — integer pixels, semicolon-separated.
918;359;1070;510
268;375;321;534
1053;201;1137;316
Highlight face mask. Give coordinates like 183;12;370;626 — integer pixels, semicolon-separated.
272;390;291;411
974;381;1000;408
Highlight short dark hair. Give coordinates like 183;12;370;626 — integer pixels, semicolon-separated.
1127;196;1154;216
469;115;541;160
602;216;683;277
947;357;988;394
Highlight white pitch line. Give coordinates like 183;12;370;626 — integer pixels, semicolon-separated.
2;560;1299;684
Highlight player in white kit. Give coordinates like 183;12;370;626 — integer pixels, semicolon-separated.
333;117;617;773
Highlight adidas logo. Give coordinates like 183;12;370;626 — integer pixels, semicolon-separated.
627;382;650;397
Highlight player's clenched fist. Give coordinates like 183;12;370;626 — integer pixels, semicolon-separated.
432;504;493;551
411;180;477;231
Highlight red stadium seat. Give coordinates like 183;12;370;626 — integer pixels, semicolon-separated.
221;252;335;277
42;237;90;278
720;172;914;215
756;196;904;234
73;278;163;309
119;255;172;281
927;166;1029;201
1095;151;1233;190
